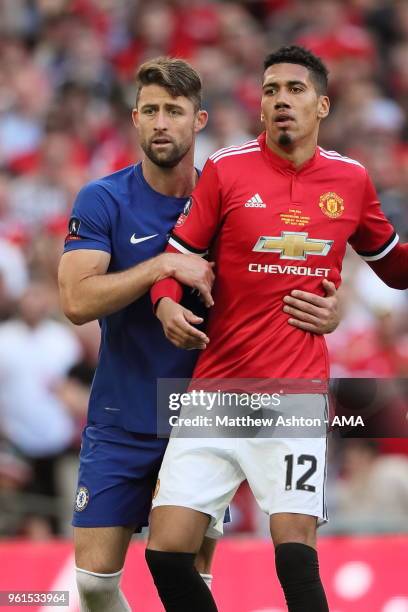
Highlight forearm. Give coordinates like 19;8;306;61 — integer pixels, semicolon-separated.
151;277;183;311
62;254;172;324
150;242;208;310
368;243;408;289
151;245;183;308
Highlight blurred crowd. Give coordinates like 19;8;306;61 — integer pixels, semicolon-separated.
0;0;407;538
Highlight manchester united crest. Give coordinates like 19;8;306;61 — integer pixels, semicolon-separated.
319;192;344;219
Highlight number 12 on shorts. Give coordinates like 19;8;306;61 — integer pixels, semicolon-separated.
284;454;317;492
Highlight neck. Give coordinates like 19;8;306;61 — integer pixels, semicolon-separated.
266;132;318;169
141;152;197;198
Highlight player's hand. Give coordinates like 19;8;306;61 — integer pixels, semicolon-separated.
282;279;339;334
156;297;210;349
162;253;215;307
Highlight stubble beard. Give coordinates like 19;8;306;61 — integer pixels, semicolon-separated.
142;139;191;168
278;131;293;147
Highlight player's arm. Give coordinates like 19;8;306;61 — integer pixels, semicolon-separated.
151;159;223;348
154;265;342;341
58;248;200;324
59;185;214;325
155;295;210;350
365;242;408;289
283;278;340;334
349;173;408;289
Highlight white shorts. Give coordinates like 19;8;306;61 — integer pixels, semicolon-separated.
153;394;329;536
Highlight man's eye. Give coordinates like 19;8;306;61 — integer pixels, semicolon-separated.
169;109;182;116
291;87;303;93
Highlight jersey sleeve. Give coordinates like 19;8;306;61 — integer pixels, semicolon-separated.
151;244;184;309
63;182;112;254
169;158;223;255
348;172;399;261
368;242;408;289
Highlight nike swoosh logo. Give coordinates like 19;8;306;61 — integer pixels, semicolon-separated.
130;234;158;245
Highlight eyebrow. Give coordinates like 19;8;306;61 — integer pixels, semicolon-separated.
262;80;307;90
140;102;185;110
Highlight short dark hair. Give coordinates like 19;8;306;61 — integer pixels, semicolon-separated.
135;57;202;111
264;46;329;95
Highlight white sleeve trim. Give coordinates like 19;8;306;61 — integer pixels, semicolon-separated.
168;236;207;257
360;233;399;261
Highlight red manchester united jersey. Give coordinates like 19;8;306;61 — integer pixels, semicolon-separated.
160;133;397;387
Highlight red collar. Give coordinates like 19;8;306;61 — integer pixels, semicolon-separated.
257;132;319;173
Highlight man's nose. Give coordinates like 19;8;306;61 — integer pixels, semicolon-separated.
154;110;168;131
274;93;291;109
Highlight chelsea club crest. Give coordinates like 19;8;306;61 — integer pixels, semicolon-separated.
75;486;90;512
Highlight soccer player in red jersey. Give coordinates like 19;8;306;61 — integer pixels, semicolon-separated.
146;47;408;612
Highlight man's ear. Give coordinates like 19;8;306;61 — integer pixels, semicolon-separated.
195;109;208;133
132;108;139;129
317;95;330;120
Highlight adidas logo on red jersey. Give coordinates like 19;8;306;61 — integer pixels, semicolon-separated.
245;193;266;208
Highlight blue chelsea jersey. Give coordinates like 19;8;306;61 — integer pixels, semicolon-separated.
64;163;202;433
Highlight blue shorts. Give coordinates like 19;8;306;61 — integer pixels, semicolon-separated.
72;423;168;530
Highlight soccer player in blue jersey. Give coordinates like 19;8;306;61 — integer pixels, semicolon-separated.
58;57;340;612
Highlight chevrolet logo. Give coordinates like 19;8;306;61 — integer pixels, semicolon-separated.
253;232;333;260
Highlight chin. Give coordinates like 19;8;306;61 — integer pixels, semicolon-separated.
278;132;293;147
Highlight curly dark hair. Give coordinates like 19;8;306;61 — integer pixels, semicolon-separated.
264;46;329;95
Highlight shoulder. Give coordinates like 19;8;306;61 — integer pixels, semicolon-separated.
77;165;135;200
208;139;261;167
73;166;136;221
318;147;367;177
